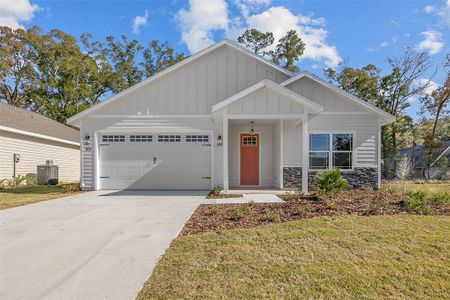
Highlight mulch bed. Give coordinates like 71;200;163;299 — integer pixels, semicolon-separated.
206;193;243;199
181;189;450;235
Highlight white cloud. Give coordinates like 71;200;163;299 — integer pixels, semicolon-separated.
379;35;399;48
423;5;435;13
233;0;271;18
437;0;450;27
0;0;39;29
419;79;439;96
177;0;229;53
242;6;341;67
417;30;444;55
132;10;149;34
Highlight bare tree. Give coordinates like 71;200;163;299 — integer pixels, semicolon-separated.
395;154;414;181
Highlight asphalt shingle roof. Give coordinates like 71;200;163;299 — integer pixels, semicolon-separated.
0;103;79;143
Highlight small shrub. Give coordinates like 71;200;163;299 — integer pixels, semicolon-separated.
395;154;414;180
231;206;248;221
366;191;388;215
314;169;348;196
0;179;8;189
430;192;450;204
324;199;336;210
292;207;305;217
283;192;300;202
404;191;432;215
10;175;26;187
263;209;280;222
361;183;374;192
208;205;220;215
60;183;80;193
212;186;222;196
25;174;37;186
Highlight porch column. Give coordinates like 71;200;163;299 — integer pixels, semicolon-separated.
222;108;229;192
302;109;309;193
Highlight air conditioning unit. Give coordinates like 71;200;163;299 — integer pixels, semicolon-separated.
37;163;59;185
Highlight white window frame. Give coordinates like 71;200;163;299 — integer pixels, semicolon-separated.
309;130;355;171
158;135;181;142
186;135;209;142
102;135;125;142
130;135;153;142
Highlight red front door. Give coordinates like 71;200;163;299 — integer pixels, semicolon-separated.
240;133;259;185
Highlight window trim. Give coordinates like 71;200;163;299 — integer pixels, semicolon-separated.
101;135;126;142
308;130;355;171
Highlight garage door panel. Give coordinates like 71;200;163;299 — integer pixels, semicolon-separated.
99;134;211;190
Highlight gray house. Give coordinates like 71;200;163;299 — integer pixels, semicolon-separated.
0;103;80;182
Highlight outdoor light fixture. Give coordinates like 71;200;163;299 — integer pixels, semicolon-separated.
84;134;91;140
217;134;223;146
249;121;255;136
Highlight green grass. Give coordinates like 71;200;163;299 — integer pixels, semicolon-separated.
384;182;450;196
138;215;450;299
0;185;78;210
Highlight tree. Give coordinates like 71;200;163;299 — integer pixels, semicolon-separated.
237;29;274;55
270;30;305;73
26;28;109;123
142;40;185;78
0;26;35;107
395;154;413;180
103;35;144;90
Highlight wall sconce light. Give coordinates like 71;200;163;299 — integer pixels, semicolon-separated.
249;121;255;136
217;134;223;146
84;134;91;140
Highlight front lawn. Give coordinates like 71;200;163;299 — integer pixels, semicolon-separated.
138;215;450;299
383;181;450;195
0;185;80;210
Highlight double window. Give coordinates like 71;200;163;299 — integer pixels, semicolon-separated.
309;133;353;170
186;135;209;142
158;135;181;142
102;135;125;142
130;135;152;142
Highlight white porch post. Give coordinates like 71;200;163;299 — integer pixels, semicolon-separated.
302;110;309;193
279;120;284;189
222;108;229;192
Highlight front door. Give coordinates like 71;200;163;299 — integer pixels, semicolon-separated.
240;133;259;185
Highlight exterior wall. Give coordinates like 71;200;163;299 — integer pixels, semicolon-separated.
286;77;365;112
228;87;303;115
283;167;302;190
283;122;302;167
228;125;273;187
98;46;289;116
0;130;80;182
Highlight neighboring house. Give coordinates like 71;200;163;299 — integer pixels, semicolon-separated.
67;39;395;192
0;103;80;183
400;140;450;179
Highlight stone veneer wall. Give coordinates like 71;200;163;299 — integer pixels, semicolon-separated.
283;167;378;191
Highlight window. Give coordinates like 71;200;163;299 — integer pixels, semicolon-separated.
309;133;353;170
241;136;257;146
158;135;181;142
102;135;125;142
130;135;152;142
186;135;209;142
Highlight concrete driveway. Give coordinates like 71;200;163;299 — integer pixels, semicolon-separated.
0;190;206;300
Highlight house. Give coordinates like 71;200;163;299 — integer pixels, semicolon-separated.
400;140;450;179
0;103;80;183
67;39;395;192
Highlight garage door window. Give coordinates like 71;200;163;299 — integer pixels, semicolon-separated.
186;135;209;142
158;135;181;142
130;135;152;142
102;135;125;142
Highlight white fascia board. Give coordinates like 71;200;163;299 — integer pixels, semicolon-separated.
212;79;323;113
68;39;293;125
0;125;80;146
281;71;396;124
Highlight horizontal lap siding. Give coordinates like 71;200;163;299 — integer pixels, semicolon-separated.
0;130;80;182
309;115;379;167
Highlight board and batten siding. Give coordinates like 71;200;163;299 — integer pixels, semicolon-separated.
283;122;303;167
97;46;289;116
0;130;80;182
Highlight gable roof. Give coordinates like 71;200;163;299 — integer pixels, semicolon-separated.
0;103;79;146
212;79;323;113
281;71;396;124
67;39;294;126
400;140;450;168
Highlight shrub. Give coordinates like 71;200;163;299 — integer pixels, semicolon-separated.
0;179;8;189
208;205;220;215
314;169;348;196
404;191;432;215
283;192;300;202
366;191;388;215
395;154;414;180
212;186;222;196
430;192;450;204
25;174;37;186
263;209;280;222
11;175;26;187
60;183;81;193
292;207;305;217
231;206;248;221
361;183;374;192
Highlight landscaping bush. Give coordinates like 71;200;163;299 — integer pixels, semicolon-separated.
212;186;221;196
430;192;450;204
25;174;37;186
314;169;348;196
404;191;432;215
231;206;248;221
60;183;81;193
208;205;219;215
365;191;388;215
263;209;280;222
283;192;301;202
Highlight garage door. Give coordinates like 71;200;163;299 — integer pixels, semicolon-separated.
99;134;211;190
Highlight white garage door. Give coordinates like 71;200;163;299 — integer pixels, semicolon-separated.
99;134;211;190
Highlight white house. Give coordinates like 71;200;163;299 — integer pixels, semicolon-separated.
0;103;80;183
67;39;395;192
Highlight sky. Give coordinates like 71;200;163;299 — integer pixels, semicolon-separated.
1;0;449;121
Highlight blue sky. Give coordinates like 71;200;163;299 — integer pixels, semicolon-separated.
2;0;449;121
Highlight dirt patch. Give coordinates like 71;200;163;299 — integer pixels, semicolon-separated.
181;189;450;235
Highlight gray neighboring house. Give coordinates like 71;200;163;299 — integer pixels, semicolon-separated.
400;140;450;179
0;103;80;182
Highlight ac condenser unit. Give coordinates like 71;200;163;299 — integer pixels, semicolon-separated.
37;164;59;185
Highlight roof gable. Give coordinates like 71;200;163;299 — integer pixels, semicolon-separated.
67;40;293;125
282;71;395;124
